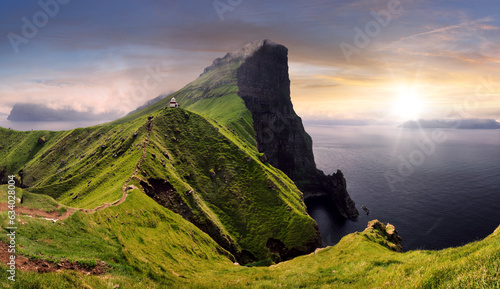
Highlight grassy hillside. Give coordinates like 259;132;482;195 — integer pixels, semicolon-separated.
0;186;235;288
7;118;146;208
1;188;498;288
0;128;63;183
1;43;498;287
115;56;256;149
0;108;319;264
141;109;317;259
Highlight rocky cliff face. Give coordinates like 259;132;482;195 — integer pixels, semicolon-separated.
236;40;359;220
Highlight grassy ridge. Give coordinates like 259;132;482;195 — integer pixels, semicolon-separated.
129;108;318;261
17;118;147;209
112;57;255;150
0;128;63;179
0;107;320;263
0;186;67;215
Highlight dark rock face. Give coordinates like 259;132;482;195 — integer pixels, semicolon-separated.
316;170;359;220
236;40;359;220
266;234;321;263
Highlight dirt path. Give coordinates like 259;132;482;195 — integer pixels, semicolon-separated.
0;117;154;221
0;242;107;275
0;202;76;221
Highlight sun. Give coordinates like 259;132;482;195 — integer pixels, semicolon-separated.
392;86;424;120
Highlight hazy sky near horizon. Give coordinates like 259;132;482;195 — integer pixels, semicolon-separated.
1;0;500;121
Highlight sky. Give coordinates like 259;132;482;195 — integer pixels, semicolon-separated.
1;0;500;123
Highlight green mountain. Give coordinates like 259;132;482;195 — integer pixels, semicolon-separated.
120;39;358;220
1;40;499;288
0;107;320;264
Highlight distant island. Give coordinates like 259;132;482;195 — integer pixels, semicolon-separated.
303;119;376;126
7;103;121;122
400;119;500;129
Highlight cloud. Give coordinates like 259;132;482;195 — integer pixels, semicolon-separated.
0;0;499;121
391;16;495;44
292;78;340;89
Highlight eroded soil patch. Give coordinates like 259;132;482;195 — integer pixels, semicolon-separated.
0;242;107;275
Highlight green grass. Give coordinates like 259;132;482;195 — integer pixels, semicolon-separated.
21;119;147;209
0;107;319;264
0;128;56;170
0;188;236;288
130;108;318;261
185;91;256;147
0;209;124;266
0;179;498;288
186;221;500;288
0;185;67;214
1;200;498;289
18;191;64;213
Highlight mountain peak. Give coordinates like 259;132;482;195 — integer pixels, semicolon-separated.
231;39;281;59
201;39;284;75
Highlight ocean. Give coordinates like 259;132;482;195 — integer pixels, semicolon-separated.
304;124;500;251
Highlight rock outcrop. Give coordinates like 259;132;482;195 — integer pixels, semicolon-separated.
235;40;359;220
364;220;403;252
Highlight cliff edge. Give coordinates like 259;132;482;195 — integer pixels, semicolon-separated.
235;40;359;220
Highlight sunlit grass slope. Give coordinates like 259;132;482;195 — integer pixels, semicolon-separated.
0;108;319;263
136;109;318;261
114;57;256;149
0;187;235;288
1;189;498;289
0;117;147;208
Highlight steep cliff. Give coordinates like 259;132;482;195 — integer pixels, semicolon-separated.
235;40;359;220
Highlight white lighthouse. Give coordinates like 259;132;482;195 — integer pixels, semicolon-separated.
169;97;179;108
